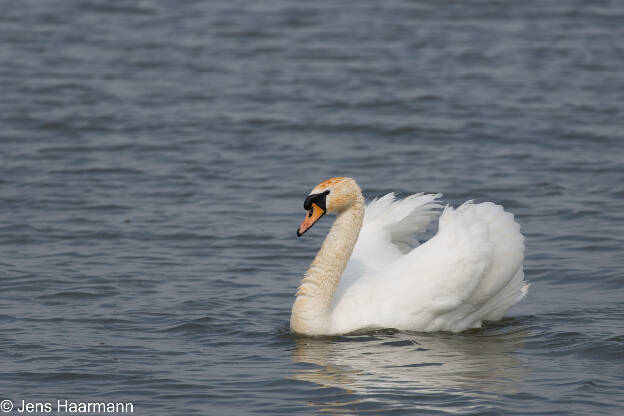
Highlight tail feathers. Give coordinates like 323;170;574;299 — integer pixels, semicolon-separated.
480;270;529;321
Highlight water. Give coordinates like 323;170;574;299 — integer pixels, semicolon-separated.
1;0;624;414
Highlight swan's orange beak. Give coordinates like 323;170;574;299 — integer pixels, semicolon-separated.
297;203;326;237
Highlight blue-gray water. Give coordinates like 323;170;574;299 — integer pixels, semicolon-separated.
2;0;624;414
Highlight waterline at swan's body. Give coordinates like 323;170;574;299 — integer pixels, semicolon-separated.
291;177;527;336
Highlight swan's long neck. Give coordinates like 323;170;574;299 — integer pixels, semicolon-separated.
291;196;364;335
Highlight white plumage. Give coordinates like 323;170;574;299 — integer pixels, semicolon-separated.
291;178;528;336
333;194;527;333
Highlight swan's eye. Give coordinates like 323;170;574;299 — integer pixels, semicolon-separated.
308;209;313;218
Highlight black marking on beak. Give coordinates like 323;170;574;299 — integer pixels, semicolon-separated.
303;190;329;211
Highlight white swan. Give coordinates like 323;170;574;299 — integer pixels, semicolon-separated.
291;177;528;336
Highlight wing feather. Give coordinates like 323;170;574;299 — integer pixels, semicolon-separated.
335;193;443;303
331;200;526;333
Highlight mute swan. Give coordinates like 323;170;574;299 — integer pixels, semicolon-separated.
291;177;527;336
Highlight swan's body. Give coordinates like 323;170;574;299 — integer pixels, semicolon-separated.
291;177;527;336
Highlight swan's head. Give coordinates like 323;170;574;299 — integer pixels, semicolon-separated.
297;177;361;237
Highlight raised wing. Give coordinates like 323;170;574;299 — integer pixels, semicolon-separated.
332;201;527;333
335;193;443;304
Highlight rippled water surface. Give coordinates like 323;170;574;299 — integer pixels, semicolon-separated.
2;0;624;414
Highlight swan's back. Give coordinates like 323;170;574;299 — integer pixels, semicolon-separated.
331;197;527;334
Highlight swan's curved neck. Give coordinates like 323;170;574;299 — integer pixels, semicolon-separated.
291;196;364;335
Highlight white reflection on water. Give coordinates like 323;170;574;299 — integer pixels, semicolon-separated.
291;322;530;413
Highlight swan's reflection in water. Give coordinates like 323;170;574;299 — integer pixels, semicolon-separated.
291;320;529;414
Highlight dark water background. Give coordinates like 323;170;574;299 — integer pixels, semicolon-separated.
2;0;624;414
